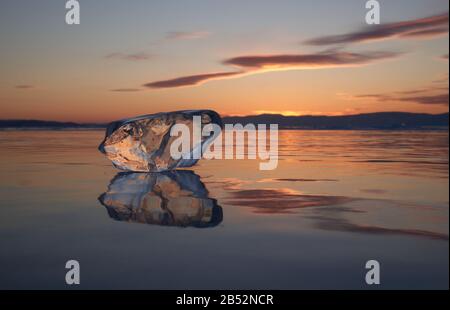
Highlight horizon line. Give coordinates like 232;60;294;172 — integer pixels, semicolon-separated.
0;111;448;125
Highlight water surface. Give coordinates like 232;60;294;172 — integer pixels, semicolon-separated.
0;130;448;289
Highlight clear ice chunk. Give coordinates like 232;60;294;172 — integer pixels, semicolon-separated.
98;171;223;228
98;110;223;172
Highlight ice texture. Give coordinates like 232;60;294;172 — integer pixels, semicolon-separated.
98;110;223;172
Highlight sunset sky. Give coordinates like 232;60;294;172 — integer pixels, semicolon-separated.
0;0;448;123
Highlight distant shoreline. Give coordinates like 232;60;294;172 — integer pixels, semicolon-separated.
0;127;105;131
1;128;448;132
0;112;448;131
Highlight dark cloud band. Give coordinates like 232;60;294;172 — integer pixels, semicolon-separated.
223;51;400;69
305;12;448;46
355;86;449;106
105;52;152;61
142;50;400;89
143;71;243;89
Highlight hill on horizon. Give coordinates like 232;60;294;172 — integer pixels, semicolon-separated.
0;112;448;130
223;111;449;130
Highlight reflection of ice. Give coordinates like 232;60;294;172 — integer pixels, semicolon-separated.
98;171;222;228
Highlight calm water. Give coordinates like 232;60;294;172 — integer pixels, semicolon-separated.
0;130;448;289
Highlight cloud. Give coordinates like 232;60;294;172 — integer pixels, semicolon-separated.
394;87;448;95
252;110;316;116
165;31;211;40
134;13;445;91
110;88;142;92
398;93;449;105
353;93;392;101
143;71;244;89
360;189;387;194
399;26;449;39
347;85;449;106
15;85;34;89
432;73;448;84
105;52;152;61
304;12;449;46
251;110;346;116
142;50;400;89
223;51;401;69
